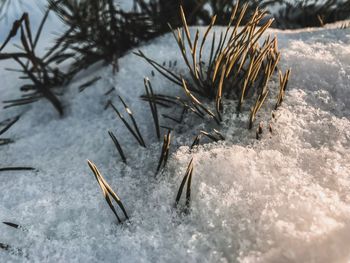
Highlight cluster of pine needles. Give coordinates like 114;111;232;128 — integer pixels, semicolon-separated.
137;2;291;129
48;0;161;75
132;0;264;33
88;79;175;222
0;0;161;115
274;0;350;29
0;0;295;232
87;2;291;224
0;10;72;115
0;0;347;115
133;0;350;29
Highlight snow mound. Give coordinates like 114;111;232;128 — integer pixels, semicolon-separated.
0;21;350;262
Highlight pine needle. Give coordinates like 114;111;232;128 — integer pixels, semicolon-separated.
110;99;146;147
175;158;194;210
87;160;129;223
156;130;171;174
108;131;127;164
0;167;35;172
144;78;160;139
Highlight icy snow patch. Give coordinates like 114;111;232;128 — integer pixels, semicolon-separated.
0;24;350;262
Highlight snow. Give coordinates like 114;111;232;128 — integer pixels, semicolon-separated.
0;0;57;43
1;4;350;263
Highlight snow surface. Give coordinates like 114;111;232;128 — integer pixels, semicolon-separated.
1;4;350;263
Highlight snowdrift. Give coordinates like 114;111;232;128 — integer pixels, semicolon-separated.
0;16;350;263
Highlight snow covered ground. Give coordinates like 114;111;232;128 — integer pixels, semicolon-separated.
1;2;350;263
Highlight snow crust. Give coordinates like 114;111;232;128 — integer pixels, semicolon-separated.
0;7;350;263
